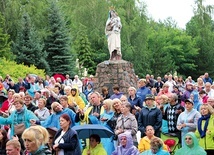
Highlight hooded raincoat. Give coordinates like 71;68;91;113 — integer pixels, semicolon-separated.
175;132;206;155
112;132;139;155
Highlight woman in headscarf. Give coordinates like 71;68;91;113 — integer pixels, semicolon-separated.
175;132;206;155
195;104;214;154
112;132;139;155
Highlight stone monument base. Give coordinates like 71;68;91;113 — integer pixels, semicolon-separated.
93;60;138;95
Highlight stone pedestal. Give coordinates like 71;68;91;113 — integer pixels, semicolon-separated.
93;60;138;95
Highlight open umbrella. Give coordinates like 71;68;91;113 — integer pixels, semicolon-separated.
72;124;114;139
52;73;66;82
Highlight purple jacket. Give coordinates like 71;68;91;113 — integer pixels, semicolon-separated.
112;132;139;155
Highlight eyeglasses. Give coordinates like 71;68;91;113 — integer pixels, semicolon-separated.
185;137;192;140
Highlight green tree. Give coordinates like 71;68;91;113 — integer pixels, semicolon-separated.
44;1;74;75
147;20;198;77
186;0;214;77
147;21;175;76
59;0;109;64
0;13;12;59
0;0;49;42
12;13;49;72
74;25;95;75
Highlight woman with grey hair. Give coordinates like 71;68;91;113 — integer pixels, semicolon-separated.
114;101;138;146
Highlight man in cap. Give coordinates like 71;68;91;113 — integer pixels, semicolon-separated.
177;98;201;146
138;94;162;137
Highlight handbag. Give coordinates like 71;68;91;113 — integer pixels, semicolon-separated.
14;113;26;136
14;123;26;136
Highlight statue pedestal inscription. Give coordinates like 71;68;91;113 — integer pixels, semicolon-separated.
93;60;138;95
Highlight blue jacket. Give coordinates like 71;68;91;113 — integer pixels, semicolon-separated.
54;128;81;155
0;106;38;139
136;86;151;102
128;95;143;109
138;106;162;136
41;108;76;129
140;149;170;155
203;77;212;84
27;83;41;98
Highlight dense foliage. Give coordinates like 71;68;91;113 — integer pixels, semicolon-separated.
0;58;45;82
44;2;74;75
0;0;213;79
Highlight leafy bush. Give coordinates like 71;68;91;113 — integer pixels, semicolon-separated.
0;58;45;82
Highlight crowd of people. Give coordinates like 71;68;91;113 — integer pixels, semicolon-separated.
0;72;214;155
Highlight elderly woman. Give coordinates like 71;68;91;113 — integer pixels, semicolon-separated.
22;125;51;155
140;137;170;155
53;114;81;155
34;98;50;121
0;99;38;139
112;132;139;155
157;83;172;98
177;99;201;146
138;94;162;137
196;77;205;92
175;132;206;155
138;125;168;153
195;104;214;154
115;101;138;146
7;93;21;114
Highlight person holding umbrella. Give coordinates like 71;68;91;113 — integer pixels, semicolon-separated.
82;134;107;155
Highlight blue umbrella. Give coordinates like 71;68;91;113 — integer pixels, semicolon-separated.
72;124;114;139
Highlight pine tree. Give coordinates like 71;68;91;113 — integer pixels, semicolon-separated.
13;13;50;72
75;24;95;75
44;2;74;75
0;13;12;60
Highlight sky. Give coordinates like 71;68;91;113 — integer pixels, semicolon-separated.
141;0;214;29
